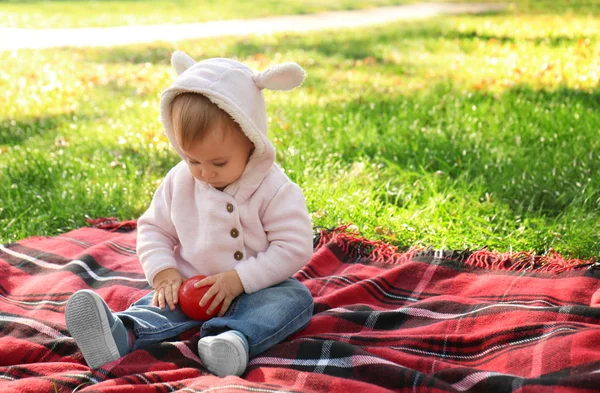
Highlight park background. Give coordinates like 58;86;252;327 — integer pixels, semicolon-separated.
0;0;598;260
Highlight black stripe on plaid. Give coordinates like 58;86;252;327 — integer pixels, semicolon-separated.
0;244;148;289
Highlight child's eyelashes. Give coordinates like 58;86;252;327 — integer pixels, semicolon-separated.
188;160;227;168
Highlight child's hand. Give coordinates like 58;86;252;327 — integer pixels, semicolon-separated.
195;270;244;317
152;268;184;310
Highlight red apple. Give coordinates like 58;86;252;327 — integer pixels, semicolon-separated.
178;275;221;321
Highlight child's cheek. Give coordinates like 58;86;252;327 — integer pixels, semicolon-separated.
189;166;202;181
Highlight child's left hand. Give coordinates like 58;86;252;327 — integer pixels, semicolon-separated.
194;270;244;317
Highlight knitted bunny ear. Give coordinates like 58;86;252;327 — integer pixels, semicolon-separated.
171;50;197;75
253;62;306;91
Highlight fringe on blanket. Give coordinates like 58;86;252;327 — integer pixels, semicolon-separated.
86;217;138;232
87;218;597;274
314;224;598;273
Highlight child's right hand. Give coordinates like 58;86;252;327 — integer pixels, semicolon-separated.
152;268;184;310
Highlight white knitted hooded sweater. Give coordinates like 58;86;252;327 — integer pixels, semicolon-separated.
136;52;313;293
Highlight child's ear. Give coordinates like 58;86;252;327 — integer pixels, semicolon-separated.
253;63;306;91
171;51;197;75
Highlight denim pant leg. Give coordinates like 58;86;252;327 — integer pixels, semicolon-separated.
116;291;203;351
200;278;314;358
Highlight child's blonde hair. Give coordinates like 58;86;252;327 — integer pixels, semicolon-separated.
170;93;241;151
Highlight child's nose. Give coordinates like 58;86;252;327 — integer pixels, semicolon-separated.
202;169;216;179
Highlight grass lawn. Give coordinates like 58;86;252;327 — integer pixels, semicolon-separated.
0;1;598;259
1;0;421;29
1;0;598;29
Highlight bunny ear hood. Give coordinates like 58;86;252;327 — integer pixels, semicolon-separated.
253;62;306;91
160;51;305;161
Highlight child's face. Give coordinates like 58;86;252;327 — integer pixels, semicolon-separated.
181;124;254;189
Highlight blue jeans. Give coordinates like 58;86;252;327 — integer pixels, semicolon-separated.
115;278;313;357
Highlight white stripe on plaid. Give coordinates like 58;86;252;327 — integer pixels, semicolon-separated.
312;275;420;302
172;341;202;364
61;237;93;248
0;244;146;283
61;373;101;385
451;371;508;391
390;327;577;360
409;250;442;300
107;241;137;255
177;385;301;393
0;315;72;339
314;340;333;373
325;301;568;320
0;294;67;306
250;353;400;368
295;327;578;362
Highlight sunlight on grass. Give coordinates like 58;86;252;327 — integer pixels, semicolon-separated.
1;6;598;258
0;0;416;29
1;0;597;29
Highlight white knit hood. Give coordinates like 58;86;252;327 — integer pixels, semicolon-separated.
159;51;305;201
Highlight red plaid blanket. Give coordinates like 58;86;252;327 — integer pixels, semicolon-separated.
1;221;599;392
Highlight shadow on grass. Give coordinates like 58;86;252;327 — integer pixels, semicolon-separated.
0;113;76;146
231;28;596;62
78;46;174;65
81;18;597;70
0;143;158;242
438;31;597;46
297;83;599;217
78;20;453;65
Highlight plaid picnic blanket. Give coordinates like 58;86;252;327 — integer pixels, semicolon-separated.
0;220;599;393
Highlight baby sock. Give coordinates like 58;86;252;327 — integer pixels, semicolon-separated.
197;330;249;376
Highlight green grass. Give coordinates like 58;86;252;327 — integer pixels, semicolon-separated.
1;0;598;29
0;0;419;29
1;2;598;259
